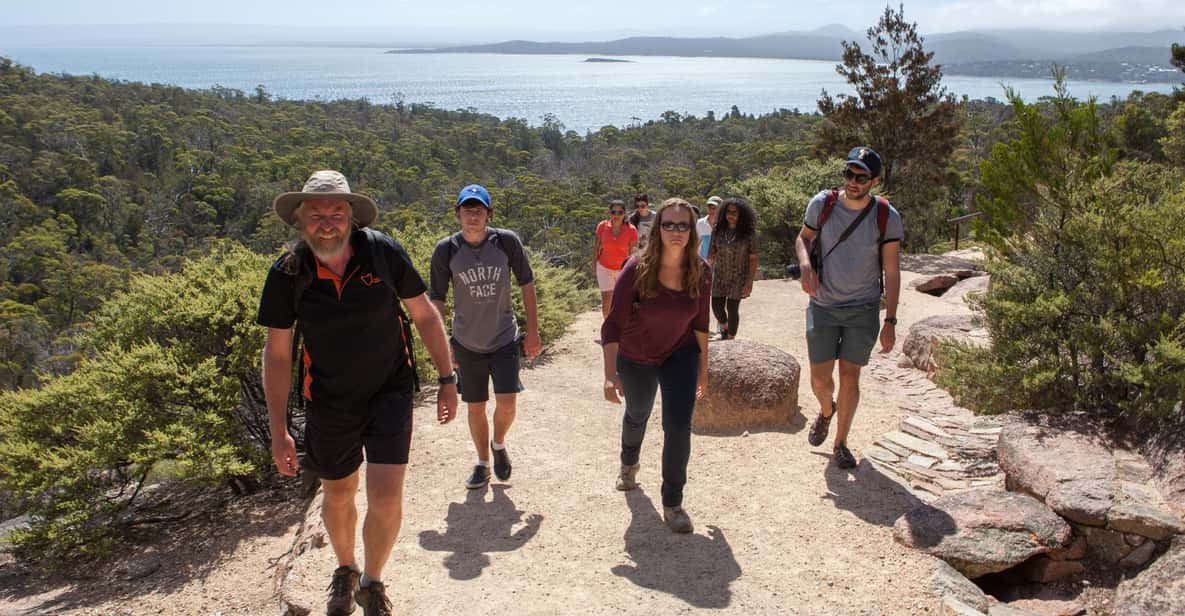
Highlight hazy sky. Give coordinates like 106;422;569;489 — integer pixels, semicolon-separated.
7;0;1185;35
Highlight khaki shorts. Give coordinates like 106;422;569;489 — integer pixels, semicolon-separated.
596;262;622;292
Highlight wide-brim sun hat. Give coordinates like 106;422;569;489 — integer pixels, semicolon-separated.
273;170;379;228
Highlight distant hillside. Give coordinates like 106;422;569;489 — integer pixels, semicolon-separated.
391;28;1185;83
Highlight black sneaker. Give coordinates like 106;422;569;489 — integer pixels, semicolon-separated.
354;580;393;616
807;401;835;447
833;443;858;469
326;565;359;616
491;442;512;481
466;464;491;489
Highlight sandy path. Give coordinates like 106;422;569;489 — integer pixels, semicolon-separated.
3;271;965;615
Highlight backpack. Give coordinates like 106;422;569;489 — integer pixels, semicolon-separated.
813;188;891;292
288;228;420;396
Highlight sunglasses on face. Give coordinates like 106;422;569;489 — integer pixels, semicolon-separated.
610;209;625;215
843;168;872;184
725;209;739;217
660;221;692;232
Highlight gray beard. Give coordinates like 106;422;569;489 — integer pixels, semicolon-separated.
302;232;349;262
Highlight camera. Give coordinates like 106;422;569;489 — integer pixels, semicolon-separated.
785;251;820;281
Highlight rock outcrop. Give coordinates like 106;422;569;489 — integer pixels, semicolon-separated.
997;415;1185;552
893;489;1071;578
1113;536;1185;615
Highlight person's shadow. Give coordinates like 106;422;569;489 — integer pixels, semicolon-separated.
610;488;742;608
418;485;543;580
821;456;956;548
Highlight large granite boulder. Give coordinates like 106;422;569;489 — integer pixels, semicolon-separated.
893;488;1071;578
902;314;990;375
692;340;799;434
997;415;1185;542
1113;536;1185;615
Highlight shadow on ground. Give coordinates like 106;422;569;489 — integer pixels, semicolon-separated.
418;485;542;580
611;488;741;609
0;481;305;613
695;407;807;437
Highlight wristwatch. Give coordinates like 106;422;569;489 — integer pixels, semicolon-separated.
437;370;458;386
884;317;898;325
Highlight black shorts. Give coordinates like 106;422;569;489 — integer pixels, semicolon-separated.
451;337;524;403
301;389;414;481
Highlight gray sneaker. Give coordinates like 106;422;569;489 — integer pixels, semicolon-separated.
663;506;694;533
491;442;512;481
325;565;359;616
466;464;491;489
615;463;640;491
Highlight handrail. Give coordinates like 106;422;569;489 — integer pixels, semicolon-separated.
946;212;982;249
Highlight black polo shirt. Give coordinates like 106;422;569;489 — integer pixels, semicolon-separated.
257;230;427;410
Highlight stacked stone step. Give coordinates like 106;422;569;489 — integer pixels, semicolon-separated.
864;360;1004;502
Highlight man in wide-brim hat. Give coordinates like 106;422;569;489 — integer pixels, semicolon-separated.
257;169;458;615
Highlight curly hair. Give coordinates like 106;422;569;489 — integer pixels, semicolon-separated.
634;198;705;299
713;197;756;241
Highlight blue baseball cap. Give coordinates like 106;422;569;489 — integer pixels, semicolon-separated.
845;146;883;178
456;184;492;209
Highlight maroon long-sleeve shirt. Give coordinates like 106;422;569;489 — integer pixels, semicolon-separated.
601;258;712;365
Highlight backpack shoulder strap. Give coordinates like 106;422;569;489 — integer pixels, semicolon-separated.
875;196;889;243
362;227;421;392
818;188;840;230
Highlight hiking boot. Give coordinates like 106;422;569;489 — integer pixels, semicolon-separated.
833;443;858;469
491;442;512;481
663;506;694;533
615;463;640;491
807;401;835;447
325;565;359;616
465;464;491;489
354;580;393;616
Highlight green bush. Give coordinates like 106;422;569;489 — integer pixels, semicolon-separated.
0;243;269;560
939;162;1185;418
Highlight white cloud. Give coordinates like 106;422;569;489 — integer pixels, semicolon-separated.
696;5;719;17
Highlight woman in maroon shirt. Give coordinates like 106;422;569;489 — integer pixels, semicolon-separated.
601;198;711;533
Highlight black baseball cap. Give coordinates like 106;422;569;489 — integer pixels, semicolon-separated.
846;146;883;178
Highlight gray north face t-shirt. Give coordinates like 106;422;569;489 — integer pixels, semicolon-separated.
803;190;903;307
429;228;534;353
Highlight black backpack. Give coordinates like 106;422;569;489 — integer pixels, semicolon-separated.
286;228;420;396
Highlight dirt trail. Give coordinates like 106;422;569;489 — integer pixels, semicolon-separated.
3;271;965;615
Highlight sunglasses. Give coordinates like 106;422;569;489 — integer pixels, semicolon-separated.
610;210;625;215
660;221;692;232
843;168;872;184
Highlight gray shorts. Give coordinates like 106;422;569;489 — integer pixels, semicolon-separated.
805;301;880;366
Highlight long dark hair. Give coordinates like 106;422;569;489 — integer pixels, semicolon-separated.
635;198;705;299
713;197;756;240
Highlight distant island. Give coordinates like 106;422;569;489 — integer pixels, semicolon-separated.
387;28;1185;84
